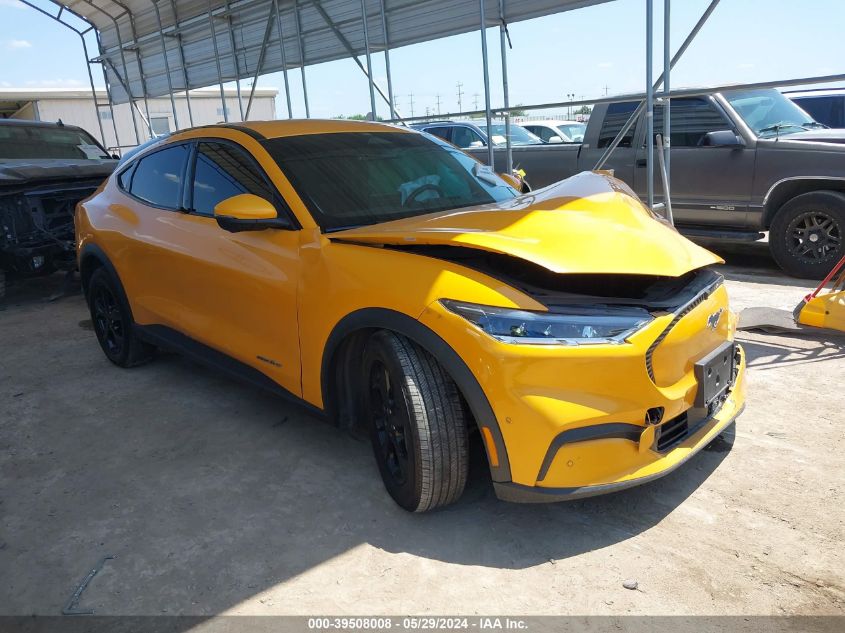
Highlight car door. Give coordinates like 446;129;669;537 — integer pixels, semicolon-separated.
634;97;755;227
578;101;639;188
119;139;302;395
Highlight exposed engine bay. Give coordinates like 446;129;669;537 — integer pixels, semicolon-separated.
0;180;103;275
385;244;721;314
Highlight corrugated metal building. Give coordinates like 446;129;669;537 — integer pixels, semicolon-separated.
0;88;278;151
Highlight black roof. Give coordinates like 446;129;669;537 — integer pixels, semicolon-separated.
0;118;80;129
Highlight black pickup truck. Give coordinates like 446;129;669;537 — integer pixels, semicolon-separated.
443;88;845;278
0;119;117;277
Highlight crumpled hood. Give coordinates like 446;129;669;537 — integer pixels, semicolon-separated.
329;171;722;277
0;159;117;187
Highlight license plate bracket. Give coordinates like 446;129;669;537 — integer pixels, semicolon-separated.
693;341;735;407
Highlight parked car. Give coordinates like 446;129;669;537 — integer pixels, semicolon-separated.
412;120;544;149
522;120;587;143
0;119;116;276
785;88;845;129
459;88;845;278
76;119;746;512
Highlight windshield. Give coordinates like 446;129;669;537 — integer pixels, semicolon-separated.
262;131;519;230
725;89;820;138
477;124;544;146
558;123;586;142
0;124;110;160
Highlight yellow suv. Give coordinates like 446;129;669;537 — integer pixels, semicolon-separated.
76;120;746;512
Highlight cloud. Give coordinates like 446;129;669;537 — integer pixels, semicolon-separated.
737;62;755;69
597;62;613;69
6;38;31;49
0;0;26;9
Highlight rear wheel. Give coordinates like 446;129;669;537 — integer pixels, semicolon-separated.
87;267;156;367
769;191;845;278
362;330;469;512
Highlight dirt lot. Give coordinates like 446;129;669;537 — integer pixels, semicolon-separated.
0;242;843;618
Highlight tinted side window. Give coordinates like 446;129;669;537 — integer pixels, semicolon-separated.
191;142;276;217
652;98;731;147
793;96;841;127
451;126;485;148
118;164;134;190
129;145;189;209
424;126;452;142
597;102;638;148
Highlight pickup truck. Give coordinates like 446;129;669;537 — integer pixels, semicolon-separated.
0;119;117;276
421;88;845;278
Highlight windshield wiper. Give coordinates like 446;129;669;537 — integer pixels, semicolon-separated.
803;121;829;129
757;121;809;138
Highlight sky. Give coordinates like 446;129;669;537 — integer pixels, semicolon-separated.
1;0;843;120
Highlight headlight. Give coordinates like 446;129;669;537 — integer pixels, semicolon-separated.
440;299;653;345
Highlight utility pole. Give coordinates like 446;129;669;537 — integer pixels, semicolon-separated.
425;106;431;118
473;93;479;110
603;84;609;96
408;92;415;117
456;82;464;112
435;93;441;115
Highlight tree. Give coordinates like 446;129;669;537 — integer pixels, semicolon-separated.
576;105;592;115
510;104;527;117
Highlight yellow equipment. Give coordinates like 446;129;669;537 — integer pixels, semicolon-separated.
795;255;845;333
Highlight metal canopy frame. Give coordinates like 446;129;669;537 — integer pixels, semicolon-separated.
19;0;845;204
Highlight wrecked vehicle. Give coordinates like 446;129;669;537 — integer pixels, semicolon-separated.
77;120;746;512
0;119;116;276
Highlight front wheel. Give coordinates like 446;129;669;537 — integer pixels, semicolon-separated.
362;331;469;512
769;191;845;278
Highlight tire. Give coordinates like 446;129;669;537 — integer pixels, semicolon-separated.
769;191;845;278
86;267;156;368
362;330;469;512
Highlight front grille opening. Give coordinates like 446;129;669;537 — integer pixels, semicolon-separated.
655;413;689;452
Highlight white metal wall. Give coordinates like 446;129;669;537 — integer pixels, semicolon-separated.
10;90;277;151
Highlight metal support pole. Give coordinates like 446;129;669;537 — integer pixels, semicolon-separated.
499;0;512;174
594;0;721;170
104;58;152;135
226;13;245;121
81;2;141;143
273;0;293;118
294;0;310;117
361;0;377;120
169;0;194;126
663;0;671;189
379;0;397;119
207;3;228;122
80;35;107;147
656;134;673;225
152;0;180;130
479;0;494;170
245;4;277;120
646;0;654;211
312;0;398;118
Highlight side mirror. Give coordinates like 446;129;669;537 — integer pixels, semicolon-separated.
547;135;564;144
699;130;745;148
468;140;485;148
213;193;290;232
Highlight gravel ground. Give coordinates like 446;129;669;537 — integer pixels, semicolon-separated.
0;241;843;619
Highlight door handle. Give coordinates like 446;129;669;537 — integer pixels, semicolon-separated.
636;158;647;167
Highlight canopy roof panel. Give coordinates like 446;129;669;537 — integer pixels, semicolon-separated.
52;0;613;104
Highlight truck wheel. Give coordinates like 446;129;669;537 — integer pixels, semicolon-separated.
769;191;845;278
362;330;468;512
86;268;156;368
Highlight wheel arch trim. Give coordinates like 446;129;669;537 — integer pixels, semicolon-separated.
762;177;845;226
320;307;512;483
